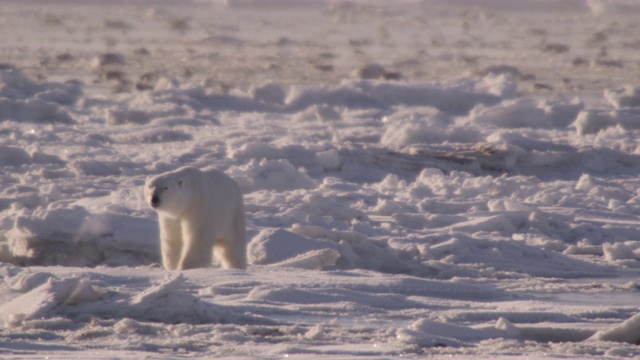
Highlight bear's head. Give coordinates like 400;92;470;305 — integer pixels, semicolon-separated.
145;170;196;218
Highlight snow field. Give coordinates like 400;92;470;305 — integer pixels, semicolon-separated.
0;0;640;358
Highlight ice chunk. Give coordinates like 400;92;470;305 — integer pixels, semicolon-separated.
105;109;151;125
122;274;228;324
0;277;104;326
603;243;639;262
605;85;640;109
397;318;489;347
130;273;183;306
314;149;342;172
573;110;614;135
129;128;192;143
8;271;56;292
381;107;480;146
353;63;386;80
270;248;340;270
92;52;126;68
64;278;107;305
588;312;640;344
250;81;287;105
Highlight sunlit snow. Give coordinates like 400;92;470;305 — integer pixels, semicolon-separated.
1;0;640;358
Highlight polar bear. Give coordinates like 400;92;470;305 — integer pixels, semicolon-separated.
144;166;246;270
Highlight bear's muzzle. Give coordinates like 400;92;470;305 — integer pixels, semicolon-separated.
151;195;160;208
149;188;161;208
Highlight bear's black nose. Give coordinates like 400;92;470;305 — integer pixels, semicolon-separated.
151;195;160;208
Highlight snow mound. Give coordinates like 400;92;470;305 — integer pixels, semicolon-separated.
286;76;511;115
230;159;316;192
247;224;414;274
128;128;193;143
230;142;342;173
0;64;81;124
104;85;210;125
3;207;158;267
0;272;266;327
0;143;63;171
470;97;583;129
422;234;610;279
381;107;480;146
71;160;124;177
3;2;640;357
294;104;343;122
248;228;339;267
110;74;514;122
396;318;513;348
0;145;33;167
573;108;640;135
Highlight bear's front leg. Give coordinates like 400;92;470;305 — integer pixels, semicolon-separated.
177;219;214;270
159;216;183;270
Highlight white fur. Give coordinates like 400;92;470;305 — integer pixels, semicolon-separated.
145;166;246;270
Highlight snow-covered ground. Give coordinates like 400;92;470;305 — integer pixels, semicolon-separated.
1;0;640;358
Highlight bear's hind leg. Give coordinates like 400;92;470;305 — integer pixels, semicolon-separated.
214;239;245;269
232;204;247;269
214;210;246;270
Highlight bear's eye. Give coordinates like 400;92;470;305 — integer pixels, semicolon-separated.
163;186;169;190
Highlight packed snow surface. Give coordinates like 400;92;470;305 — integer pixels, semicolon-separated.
1;0;640;358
